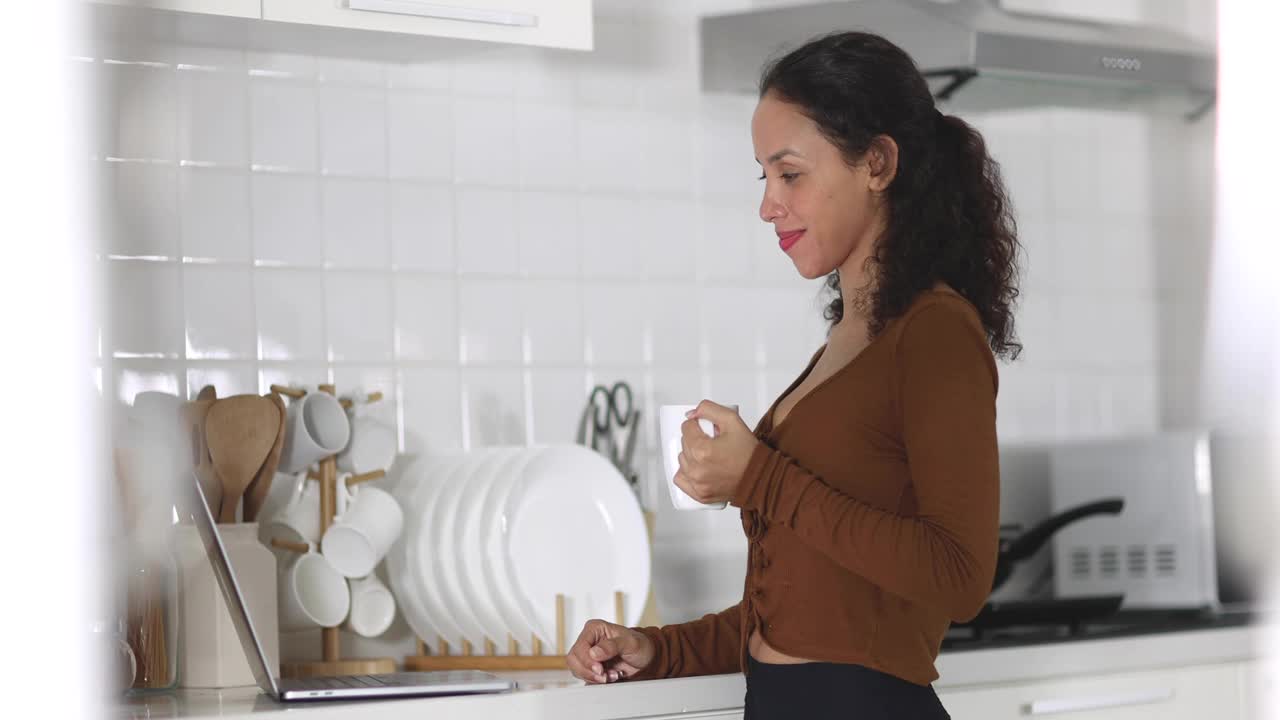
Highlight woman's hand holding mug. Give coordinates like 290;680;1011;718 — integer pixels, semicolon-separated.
673;400;757;507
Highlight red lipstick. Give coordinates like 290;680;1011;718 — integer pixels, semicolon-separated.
777;229;805;252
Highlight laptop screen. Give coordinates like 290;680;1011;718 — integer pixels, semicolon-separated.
185;473;281;697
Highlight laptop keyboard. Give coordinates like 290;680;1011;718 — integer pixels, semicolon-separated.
292;675;392;689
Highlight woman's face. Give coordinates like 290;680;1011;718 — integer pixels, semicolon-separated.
751;92;890;281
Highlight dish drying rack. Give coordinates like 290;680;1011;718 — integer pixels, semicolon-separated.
266;383;397;679
403;591;632;670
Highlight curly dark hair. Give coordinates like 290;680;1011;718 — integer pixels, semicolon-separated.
759;31;1022;360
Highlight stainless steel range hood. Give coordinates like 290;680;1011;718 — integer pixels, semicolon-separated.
701;0;1217;118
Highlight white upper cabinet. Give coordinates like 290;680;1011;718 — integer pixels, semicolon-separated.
91;0;261;18
262;0;592;50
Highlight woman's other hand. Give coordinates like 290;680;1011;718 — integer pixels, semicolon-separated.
674;400;757;506
566;619;655;684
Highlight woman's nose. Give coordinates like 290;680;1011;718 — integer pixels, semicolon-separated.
759;191;785;223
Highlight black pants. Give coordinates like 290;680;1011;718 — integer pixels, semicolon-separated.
743;655;951;720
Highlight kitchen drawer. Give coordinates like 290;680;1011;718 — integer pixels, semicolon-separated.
262;0;592;50
90;0;261;17
938;662;1241;719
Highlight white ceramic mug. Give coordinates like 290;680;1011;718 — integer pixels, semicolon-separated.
337;413;398;476
659;404;734;510
321;483;404;578
259;472;322;559
278;550;350;632
278;392;351;474
344;574;397;638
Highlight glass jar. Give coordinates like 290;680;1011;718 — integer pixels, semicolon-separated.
124;534;180;693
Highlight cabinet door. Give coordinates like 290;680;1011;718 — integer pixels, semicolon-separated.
90;0;260;18
938;663;1241;720
262;0;591;50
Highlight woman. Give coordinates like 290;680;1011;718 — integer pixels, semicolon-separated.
566;31;1021;719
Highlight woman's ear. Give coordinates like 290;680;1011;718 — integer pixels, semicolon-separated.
866;135;900;193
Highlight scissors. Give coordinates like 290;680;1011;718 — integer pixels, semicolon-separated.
575;381;641;488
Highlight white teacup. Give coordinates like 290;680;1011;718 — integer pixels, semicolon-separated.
278;549;350;632
279;392;351;474
337;413;397;476
260;472;322;557
321;483;404;578
659;404;734;511
344;574;397;638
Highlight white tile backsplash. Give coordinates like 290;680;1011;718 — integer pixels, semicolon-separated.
400;367;463;453
321;178;390;269
179;167;251;262
648;292;702;369
317;57;386;88
580;194;646;278
521;280;585;366
457;278;523;365
528;367;591;444
325;271;395;362
319;86;388;177
390;182;454;271
517;190;582;276
114;363;183;406
639;198;698;280
108;261;183;357
455;186;519;274
387;93;453;182
178;64;248;166
186;363;258;400
250;173;322;266
701;287;760;370
452;97;517;186
111;163;179;258
515;102;578;191
249;80;317;173
110;62;176;161
97;1;1217;551
394;274;458;363
253;268;326;361
582;283;649;366
460;368;526;447
577;107;642;191
182;264;255;360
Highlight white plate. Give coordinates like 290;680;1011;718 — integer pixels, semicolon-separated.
454;447;523;651
407;453;476;648
481;447;548;648
501;445;651;649
433;447;505;652
386;454;460;648
418;450;492;649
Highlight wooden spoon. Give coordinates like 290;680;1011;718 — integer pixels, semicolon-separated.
241;392;286;523
180;399;220;518
205;395;279;524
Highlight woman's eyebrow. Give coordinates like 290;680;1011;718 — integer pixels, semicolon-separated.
755;148;803;165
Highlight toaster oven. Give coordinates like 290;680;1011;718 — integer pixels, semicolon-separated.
1048;429;1220;611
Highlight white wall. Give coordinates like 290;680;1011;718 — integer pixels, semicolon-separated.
88;0;1218;659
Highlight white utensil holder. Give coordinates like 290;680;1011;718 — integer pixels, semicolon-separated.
176;522;280;688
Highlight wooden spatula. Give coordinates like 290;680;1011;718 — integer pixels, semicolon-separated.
241;392;286;523
205;395;279;524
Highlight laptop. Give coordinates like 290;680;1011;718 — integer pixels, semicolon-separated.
186;472;517;701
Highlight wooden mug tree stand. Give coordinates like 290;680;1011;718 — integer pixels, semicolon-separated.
402;590;629;671
267;383;397;679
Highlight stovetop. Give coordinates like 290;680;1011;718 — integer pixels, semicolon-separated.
940;605;1260;652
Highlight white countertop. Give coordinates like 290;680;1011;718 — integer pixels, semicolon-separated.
112;624;1265;720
